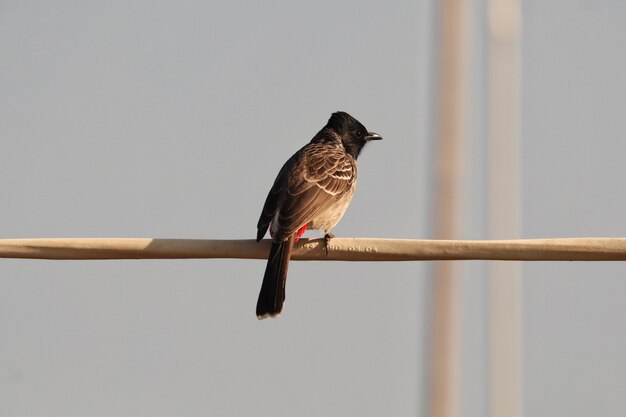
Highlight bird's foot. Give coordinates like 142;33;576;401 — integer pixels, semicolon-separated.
324;233;335;255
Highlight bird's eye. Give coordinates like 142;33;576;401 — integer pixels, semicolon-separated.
355;130;363;138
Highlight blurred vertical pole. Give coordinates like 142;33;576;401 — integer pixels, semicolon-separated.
430;0;469;417
487;1;523;417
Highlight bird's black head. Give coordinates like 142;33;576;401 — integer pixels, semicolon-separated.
325;111;382;159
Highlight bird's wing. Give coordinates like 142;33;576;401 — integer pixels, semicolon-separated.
256;159;290;241
275;142;356;238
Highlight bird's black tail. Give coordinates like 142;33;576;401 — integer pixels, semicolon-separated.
256;236;294;319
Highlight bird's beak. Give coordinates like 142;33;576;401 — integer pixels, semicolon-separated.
365;132;383;141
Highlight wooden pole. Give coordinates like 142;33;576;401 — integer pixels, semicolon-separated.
487;0;523;416
430;0;470;416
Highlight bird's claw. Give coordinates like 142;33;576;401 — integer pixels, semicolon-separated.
324;233;335;255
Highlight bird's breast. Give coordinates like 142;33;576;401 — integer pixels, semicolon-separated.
309;182;356;233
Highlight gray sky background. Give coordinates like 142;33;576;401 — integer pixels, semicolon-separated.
1;1;625;416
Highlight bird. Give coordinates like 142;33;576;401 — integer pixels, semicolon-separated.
255;111;382;319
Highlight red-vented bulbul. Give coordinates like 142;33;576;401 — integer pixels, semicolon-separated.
256;111;382;319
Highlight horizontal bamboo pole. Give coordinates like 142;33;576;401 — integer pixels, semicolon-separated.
0;237;625;261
